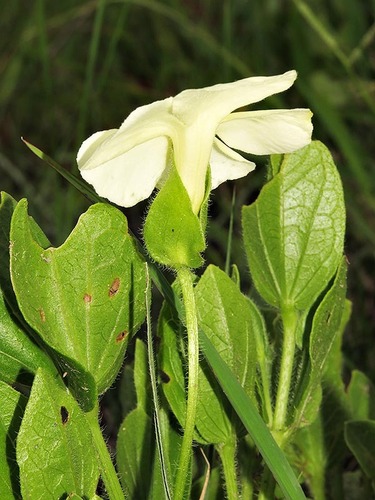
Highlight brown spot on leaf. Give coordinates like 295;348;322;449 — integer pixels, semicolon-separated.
84;293;92;303
116;331;128;343
39;308;46;322
159;370;170;383
109;277;120;297
60;406;69;425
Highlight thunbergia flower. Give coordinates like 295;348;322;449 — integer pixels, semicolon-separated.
77;70;312;214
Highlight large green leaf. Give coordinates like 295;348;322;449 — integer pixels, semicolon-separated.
10;200;146;407
242;141;345;311
17;368;99;499
194;265;260;443
0;382;27;499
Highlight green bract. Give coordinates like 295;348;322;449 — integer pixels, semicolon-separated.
143;167;206;268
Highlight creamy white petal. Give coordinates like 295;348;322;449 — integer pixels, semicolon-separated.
172;71;297;126
217;108;313;155
78;98;177;171
77;129;117;169
210;138;256;189
80;137;169;207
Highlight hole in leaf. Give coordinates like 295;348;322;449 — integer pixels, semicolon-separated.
60;406;69;425
109;277;120;297
116;331;128;343
160;370;170;383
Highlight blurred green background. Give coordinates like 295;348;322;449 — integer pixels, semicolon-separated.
1;0;375;381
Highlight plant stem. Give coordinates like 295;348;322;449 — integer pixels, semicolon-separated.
86;406;125;500
273;306;298;431
258;307;299;500
174;266;200;500
217;435;240;500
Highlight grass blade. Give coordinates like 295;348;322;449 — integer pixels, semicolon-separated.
21;138;103;204
199;330;306;500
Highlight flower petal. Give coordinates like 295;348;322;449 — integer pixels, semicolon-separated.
217;108;313;155
172;71;297;127
78;98;177;171
80;136;169;207
77;129;117;168
210;138;256;190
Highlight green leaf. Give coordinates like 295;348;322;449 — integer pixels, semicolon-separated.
0;289;55;386
345;420;375;480
194;265;259;443
347;370;375;421
196;265;258;400
309;261;347;370
268;153;284;178
118;404;180;500
294;257;347;428
10;200;146;407
157;300;186;430
0;382;27;499
143;167;205;268
117;407;153;499
0;192;18;310
0;192;57;387
133;339;152;415
242;141;345;311
17;368;99;499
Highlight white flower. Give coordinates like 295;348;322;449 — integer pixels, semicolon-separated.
77;70;312;214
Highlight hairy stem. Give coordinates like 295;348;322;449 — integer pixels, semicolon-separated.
174;266;200;500
273;306;298;431
217;435;240;500
86;406;125;500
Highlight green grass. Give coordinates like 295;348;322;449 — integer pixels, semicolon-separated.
1;0;375;431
